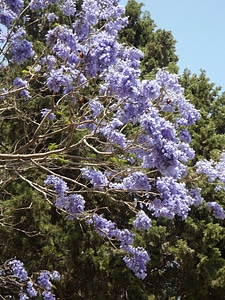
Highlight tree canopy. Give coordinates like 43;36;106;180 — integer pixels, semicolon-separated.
0;1;225;299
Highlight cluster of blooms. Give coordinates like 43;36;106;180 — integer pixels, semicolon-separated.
45;175;85;219
91;214;150;279
133;210;152;230
147;177;200;220
41;108;56;121
13;77;30;100
196;153;225;187
7;258;60;300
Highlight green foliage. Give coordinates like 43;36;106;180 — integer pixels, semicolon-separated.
119;0;179;78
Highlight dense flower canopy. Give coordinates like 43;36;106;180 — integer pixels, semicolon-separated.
0;0;225;298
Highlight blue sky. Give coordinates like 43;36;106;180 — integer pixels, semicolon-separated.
120;0;225;91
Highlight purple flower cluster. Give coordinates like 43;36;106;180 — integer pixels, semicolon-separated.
89;99;104;117
45;175;68;196
30;0;59;11
13;77;30;100
41;108;55;121
8;258;28;281
110;171;151;192
81;168;109;190
206;202;225;219
38;270;53;290
26;280;38;297
123;246;150;280
0;0;24;27
45;175;85;218
11;39;34;64
147;177;196;220
196;153;225;189
91;213;150;279
0;10;16;27
133;210;152;230
59;0;76;16
8;258;60;298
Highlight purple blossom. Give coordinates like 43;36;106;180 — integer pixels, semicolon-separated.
46;26;78;53
60;0;76;16
189;187;203;206
0;10;16;27
123;246;150;280
148;177;195;220
45;13;58;22
55;194;85;219
179;130;192;143
100;119;127;148
123;172;151;192
26;281;38;297
46;68;72;93
85;31;118;76
13;77;27;88
45;175;85;219
41;108;55;120
118;229;135;249
42;291;56;300
196;159;217;182
40;55;56;70
8;258;28;281
81;167;109;190
30;0;59;11
44;175;68;196
52;270;61;280
38;270;52;291
176;97;200;126
89;99;104;117
133;211;152;230
19;89;30;100
4;0;24;14
101;63;140;99
19;294;29;300
11;39;34;63
140;79;160;100
92;214;119;238
156;69;183;95
206;202;225;219
13;77;30;99
105;17;128;36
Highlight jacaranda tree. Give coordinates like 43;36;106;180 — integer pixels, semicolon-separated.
1;0;225;299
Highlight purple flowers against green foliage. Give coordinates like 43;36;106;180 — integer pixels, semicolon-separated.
81;168;109;190
13;77;30;100
45;175;85;218
26;281;38;297
4;0;24;14
122;172;151;192
8;257;60;298
196;154;225;187
91;213;149;279
38;270;52;291
45;175;68;196
0;10;16;27
148;176;196;220
123;246;150;280
8;258;28;281
133;210;152;230
206;202;225;219
41;108;55;120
